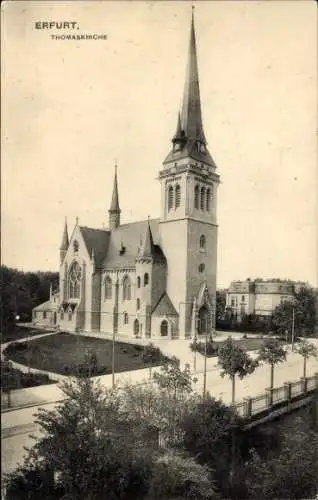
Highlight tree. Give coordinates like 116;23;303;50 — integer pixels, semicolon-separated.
272;286;317;337
153;356;193;400
181;394;245;497
217;338;259;403
146;450;219;500
4;377;153;499
216;289;226;322
294;340;318;378
4;377;214;500
257;338;286;396
244;417;318;499
152;357;196;445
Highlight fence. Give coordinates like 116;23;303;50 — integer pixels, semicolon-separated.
234;373;317;419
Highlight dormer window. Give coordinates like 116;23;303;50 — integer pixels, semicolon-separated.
197;142;206;153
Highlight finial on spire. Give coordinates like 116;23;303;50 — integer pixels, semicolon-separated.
76;216;79;225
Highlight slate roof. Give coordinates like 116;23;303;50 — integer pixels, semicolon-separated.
102;218;162;269
79;226;110;266
152;293;178;317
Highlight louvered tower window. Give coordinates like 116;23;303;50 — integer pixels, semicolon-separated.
206;188;211;212
175;184;181;208
194;185;199;209
200;187;206;210
168;186;174;211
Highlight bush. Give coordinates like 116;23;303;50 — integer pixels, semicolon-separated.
141;343;169;365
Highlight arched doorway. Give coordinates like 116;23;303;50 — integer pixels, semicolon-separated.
198;305;209;334
160;320;168;337
133;319;139;336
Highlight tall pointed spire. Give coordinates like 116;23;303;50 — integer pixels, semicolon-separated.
108;164;121;230
60;217;69;251
163;8;216;167
181;8;206;144
59;217;69;264
138;220;155;259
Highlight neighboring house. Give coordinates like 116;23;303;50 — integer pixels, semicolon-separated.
226;279;309;319
33;288;60;327
32;13;220;340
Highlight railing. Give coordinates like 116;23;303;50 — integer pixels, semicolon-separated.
271;385;286;404
251;394;268;414
290;380;303;397
234;373;317;420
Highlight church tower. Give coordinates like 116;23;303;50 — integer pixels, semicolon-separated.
108;165;121;230
159;10;220;338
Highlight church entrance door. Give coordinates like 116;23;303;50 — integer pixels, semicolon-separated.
198;305;209;334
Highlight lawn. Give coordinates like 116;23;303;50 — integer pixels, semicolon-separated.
1;325;53;344
3;332;165;377
192;335;283;357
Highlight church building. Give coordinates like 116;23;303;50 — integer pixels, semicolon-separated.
33;12;221;340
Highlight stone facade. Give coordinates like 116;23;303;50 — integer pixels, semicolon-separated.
226;279;308;318
33;13;220;340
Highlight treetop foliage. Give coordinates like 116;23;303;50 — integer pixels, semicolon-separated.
217;338;259;379
257;338;287;366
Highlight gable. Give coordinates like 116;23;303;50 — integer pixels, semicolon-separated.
152;293;178;317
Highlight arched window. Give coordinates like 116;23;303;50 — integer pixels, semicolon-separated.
194;185;199;209
137;276;141;288
104;276;112;300
73;240;79;253
68;261;81;299
206;188;211;212
200;235;206;250
136;298;140;310
134;319;139;336
60;309;64;320
175;184;181;208
68;310;72;321
168;185;174;211
160;320;168;337
123;275;131;301
123;312;129;325
144;273;149;286
200;187;206;210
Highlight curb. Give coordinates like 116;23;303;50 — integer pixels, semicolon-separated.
1;398;66;415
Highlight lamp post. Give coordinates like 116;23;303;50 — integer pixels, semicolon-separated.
203;331;207;399
291;306;295;352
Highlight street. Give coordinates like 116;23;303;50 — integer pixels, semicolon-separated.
2;347;317;479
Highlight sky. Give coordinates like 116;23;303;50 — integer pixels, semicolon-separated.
1;0;317;288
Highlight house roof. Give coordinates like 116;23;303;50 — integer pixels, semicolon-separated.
102;218;163;269
152;293;178;317
79;226;110;266
33;300;59;312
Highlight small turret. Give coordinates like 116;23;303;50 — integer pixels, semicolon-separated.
59;217;69;264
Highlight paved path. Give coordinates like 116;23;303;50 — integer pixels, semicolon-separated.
2;329;317;479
